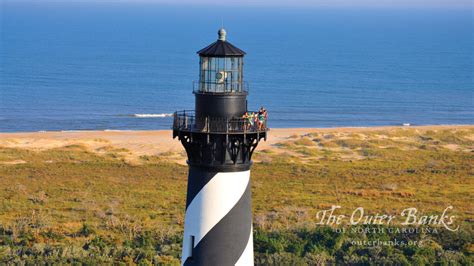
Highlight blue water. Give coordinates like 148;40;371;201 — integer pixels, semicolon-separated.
1;3;473;132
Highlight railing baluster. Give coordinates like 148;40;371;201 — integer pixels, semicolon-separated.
173;110;266;133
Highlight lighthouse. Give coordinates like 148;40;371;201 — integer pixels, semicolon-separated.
173;28;267;265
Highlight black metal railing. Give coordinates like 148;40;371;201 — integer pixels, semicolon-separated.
173;110;267;133
193;81;249;94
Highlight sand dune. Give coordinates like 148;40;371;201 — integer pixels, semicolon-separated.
0;125;472;165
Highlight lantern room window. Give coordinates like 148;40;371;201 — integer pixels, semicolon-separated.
195;28;246;94
199;56;243;93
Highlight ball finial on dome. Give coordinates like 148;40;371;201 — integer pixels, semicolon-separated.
218;28;226;41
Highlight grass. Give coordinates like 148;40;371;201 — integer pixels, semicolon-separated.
0;127;473;264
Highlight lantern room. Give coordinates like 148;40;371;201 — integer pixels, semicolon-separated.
196;28;246;93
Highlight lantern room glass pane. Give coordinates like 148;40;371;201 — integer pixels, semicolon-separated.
199;56;243;93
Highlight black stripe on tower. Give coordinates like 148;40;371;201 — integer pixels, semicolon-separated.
184;181;252;266
185;167;216;209
185;165;251;209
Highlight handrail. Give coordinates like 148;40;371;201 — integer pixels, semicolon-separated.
192;81;249;94
173;110;267;134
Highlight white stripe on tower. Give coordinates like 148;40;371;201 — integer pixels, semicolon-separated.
235;226;254;265
181;169;252;265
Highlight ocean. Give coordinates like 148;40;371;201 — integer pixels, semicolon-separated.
1;2;473;132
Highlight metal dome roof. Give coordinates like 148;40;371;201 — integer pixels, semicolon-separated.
197;28;246;57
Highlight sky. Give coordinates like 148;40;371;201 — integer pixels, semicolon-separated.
1;0;472;8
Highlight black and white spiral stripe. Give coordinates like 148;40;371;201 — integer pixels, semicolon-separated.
181;166;253;266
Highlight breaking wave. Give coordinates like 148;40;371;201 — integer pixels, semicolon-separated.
132;113;173;118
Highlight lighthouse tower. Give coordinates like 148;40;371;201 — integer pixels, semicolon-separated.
173;28;267;265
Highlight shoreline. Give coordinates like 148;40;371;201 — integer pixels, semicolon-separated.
1;124;473;134
1;124;472;165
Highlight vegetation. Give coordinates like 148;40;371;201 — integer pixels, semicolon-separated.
0;127;473;264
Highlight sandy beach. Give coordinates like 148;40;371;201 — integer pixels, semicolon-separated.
1;125;472;165
1;124;473;264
